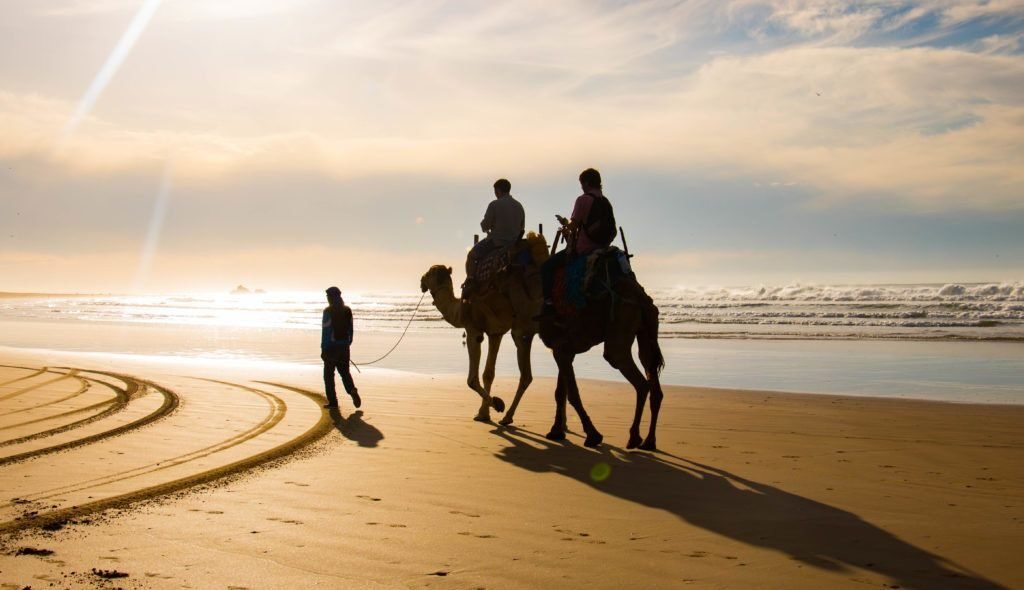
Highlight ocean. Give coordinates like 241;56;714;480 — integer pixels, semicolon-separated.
1;283;1022;404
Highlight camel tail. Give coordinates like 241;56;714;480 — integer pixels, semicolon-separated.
638;295;664;377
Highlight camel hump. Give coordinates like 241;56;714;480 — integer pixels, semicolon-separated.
525;231;549;266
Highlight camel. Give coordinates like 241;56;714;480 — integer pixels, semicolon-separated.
539;263;664;450
419;233;548;424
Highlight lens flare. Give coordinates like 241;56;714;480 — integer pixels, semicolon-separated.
59;0;164;144
590;462;612;482
133;163;173;292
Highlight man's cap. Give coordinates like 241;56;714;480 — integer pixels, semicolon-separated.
326;286;342;297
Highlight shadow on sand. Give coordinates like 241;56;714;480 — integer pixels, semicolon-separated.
491;426;1007;590
328;409;384;448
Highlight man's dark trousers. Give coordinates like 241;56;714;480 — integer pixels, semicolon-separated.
322;343;355;406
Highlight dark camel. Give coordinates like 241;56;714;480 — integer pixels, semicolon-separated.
539;274;664;450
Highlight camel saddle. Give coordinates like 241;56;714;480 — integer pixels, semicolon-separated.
553;247;634;317
465;239;536;297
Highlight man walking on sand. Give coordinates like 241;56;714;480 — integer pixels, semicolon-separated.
321;286;361;409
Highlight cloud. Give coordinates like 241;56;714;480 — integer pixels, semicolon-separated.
0;244;447;293
724;1;1024;45
36;0;308;20
1;1;1022;212
663;45;1024;208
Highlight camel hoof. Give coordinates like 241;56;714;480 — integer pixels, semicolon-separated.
626;434;643;449
639;438;657;451
498;416;514;426
546;429;566;441
584;433;604;448
474;413;492;423
490;396;506;413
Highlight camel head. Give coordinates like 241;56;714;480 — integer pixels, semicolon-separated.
420;265;454;294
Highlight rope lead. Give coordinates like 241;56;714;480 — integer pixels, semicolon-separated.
349;291;427;374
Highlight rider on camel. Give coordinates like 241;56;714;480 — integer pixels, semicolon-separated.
538;168;616;318
464;178;525;298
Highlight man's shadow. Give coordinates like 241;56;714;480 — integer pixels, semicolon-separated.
491;427;1007;590
328;409;384;448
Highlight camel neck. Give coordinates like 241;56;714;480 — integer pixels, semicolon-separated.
430;284;464;329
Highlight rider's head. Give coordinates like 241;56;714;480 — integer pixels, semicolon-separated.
325;286;343;306
493;178;511;198
579;168;602;192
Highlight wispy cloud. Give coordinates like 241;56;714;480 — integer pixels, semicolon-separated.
2;0;1023;212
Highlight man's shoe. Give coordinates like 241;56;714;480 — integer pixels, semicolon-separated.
349;389;362;409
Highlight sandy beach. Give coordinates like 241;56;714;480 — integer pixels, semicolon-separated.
0;348;1020;590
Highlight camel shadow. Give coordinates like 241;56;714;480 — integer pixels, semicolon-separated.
328;409;384;448
491;427;1007;590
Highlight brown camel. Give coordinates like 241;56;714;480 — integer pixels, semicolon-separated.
539;270;664;450
419;233;548;424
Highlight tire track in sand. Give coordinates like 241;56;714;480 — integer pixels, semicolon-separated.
0;375;95;418
0;369;79;402
0;367;48;387
14;378;287;504
0;381;332;534
0;370;178;466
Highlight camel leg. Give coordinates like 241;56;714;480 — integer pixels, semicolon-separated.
500;329;534;426
554;350;603;448
639;343;664;451
546;371;568;441
637;298;664;451
640;375;663;451
605;340;650;450
465;329;492;422
482;333;506;413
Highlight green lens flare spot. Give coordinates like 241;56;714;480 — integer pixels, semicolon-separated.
590;462;612;482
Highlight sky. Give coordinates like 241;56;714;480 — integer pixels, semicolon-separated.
1;0;1022;293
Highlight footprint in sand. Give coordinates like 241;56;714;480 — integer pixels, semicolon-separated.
91;567;129;579
449;510;481;518
15;547;54;556
357;494;382;502
553;527;595;542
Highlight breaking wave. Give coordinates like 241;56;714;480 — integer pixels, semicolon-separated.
1;283;1022;341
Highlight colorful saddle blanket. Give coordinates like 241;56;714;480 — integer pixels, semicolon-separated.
472;239;535;286
553;247;633;316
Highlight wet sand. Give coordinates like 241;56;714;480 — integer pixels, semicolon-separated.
0;348;1021;589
